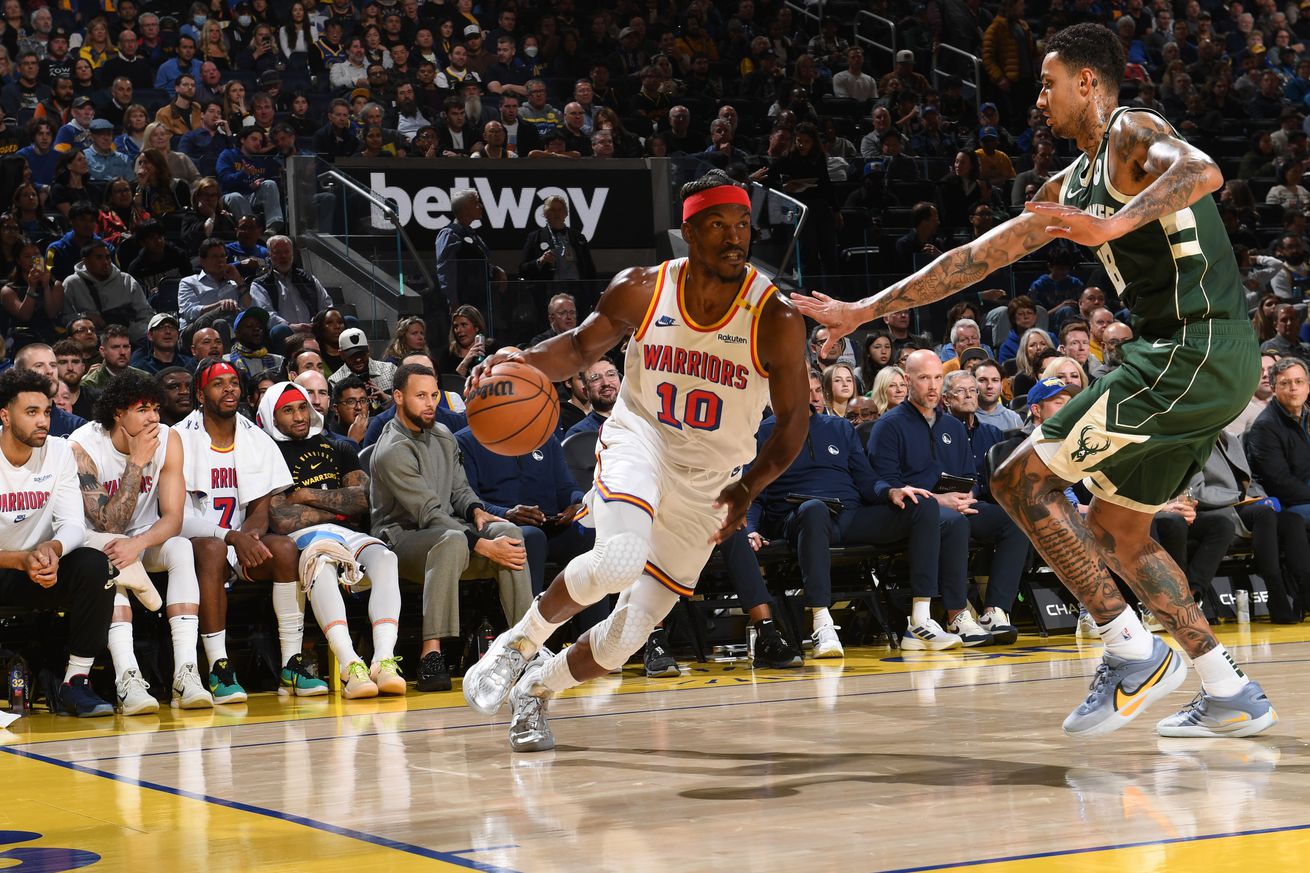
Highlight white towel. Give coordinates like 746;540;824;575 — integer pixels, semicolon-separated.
295;528;364;593
176;409;294;505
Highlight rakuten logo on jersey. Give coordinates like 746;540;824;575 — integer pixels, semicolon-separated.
369;173;609;239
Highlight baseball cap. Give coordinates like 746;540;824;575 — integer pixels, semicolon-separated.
958;347;988;367
259;70;282;87
233;306;270;330
148;312;178;331
895;49;914;64
922;104;940;115
463;23;482;37
979;125;999;140
338;327;370;354
1027;377;1079;405
50;27;69;41
619;26;636;38
979;101;998;113
89;118;114;132
72;95;93;108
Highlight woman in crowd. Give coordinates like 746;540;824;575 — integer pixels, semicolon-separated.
0;241;64;348
1266;159;1310;212
115;104;150;162
97;179;143;248
822;362;857;419
10;184;57;241
278;2;318;61
870;366;908;417
50;150;100;216
202;18;233;69
594;108;644;159
222;80;250;132
997;295;1046;362
442;304;490;377
182;176;237;250
71;58;97;98
1251;293;1279;343
313;307;349;374
0;215;22;279
1010;326;1057;400
937;148;1004;232
78;17;113;69
857;332;893;391
286;92;318;137
134;148;190;217
755;121;837;278
384;316;430;365
1041;355;1088;390
140;122;200;184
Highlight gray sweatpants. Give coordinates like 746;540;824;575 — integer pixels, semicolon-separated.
389;521;533;641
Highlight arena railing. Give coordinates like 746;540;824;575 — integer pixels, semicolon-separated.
932;43;984;117
855;11;898;74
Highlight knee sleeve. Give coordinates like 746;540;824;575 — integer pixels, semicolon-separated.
160;536;200;606
588;601;660;670
563;531;649;604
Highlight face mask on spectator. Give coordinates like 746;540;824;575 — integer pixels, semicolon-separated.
524;46;539;58
238;14;252;26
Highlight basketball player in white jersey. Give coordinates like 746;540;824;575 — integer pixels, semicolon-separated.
259;381;406;699
179;358;299;704
70;371;213;714
0;369;117;718
464;170;811;751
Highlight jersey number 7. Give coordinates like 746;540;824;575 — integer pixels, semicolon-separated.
212;496;237;529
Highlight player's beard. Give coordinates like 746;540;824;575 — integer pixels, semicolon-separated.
12;419;48;448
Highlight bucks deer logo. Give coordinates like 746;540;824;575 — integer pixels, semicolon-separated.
1071;426;1112;463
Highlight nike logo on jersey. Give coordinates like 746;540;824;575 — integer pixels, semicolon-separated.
654;315;677;327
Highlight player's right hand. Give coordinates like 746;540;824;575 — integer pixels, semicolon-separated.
505;505;547;526
476;535;527;570
128;422;160;467
466;350;520;394
787;291;861;358
228;530;273;568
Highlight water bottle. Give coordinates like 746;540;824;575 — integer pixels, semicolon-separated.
1236;589;1250;624
7;656;28;712
474;619;496;660
747;623;758;661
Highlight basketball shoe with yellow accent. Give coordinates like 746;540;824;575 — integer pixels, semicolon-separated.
1062;636;1188;738
1156;681;1278;738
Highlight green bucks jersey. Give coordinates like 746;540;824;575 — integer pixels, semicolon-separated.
1059;106;1245;339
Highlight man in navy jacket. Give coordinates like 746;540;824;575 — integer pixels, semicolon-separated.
750;406;952;654
869;350;1025;647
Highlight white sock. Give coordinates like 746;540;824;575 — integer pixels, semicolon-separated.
513;597;563;653
538;649;580;693
308;569;361;667
812;607;833;631
108;621;139;681
1192;645;1251;698
359;545;401;663
64;654;94;684
911;598;931;627
1097;607;1154;661
202;631;228;672
272;581;305;667
372;620;398;664
169;614;199;672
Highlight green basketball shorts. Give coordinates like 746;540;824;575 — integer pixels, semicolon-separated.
1032;318;1259;513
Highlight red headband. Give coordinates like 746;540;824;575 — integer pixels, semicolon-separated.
682;185;751;221
198;361;238;391
274;385;304;413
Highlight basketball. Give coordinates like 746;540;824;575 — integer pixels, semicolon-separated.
466;360;560;456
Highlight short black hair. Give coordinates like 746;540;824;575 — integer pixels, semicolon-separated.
198;236;226;259
393;363;435;393
333;374;367;401
80;239;110;259
0;368;53;409
1044;23;1125;92
155;366;188;383
135;218;164;240
679;168;746;202
68;202;97;222
93;370;164;430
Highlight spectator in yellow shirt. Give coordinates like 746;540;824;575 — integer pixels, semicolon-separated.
975;126;1016;187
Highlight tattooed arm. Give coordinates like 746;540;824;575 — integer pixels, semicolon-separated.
269;471;370;533
72;442;144;535
792;170;1068;349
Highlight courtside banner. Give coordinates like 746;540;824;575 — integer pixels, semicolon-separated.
338;158;655;250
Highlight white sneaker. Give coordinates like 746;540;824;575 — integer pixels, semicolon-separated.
811;624;844;658
946;611;994;647
116;669;159;715
902;618;963;650
1141;609;1164;632
978;608;1019;645
1076;608;1097;638
171;663;214;709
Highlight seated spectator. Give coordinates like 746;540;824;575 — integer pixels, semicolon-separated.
1041;354;1088;391
555;371;591;439
216;127;284;230
45;203;106;283
565;357;617;439
440;304;490;378
225;215;271;280
1090;321;1134;380
1;241;64;348
996;296;1042;363
941;318;992;373
832;46;876;103
53;340;95;419
1228;352;1280;438
50;149;101;216
937;149;1004;233
974;126;1016;186
96;179;143;247
1262;305;1310;360
857;332;893;389
60;239;153;344
182;177;239;250
154;73;202;136
1150;487;1236;624
821;362;857;419
130;312;196;375
84;119;132;183
1249;358;1310;520
124;220;191;295
1057;319;1094;380
80;324;149;390
383;318;432;367
248;236;334;352
153;366;193;427
1026;250;1085;313
0;368;115;716
12;343;85;436
330;327;396;415
1086;308;1117;363
178;237;242;334
806;324;857;371
53;95;94;153
140;122;201;186
1266;159;1310;213
869;366;907;417
526;292;579;349
18;121;59;189
178;100;231;178
227;307;284;383
892;202;945;275
974;359;1023;432
1012;141;1057;208
370;363;532;692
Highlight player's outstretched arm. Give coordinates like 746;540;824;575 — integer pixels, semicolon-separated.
468;266;658;388
791;171;1068;357
710;296;810;543
1027;111;1222;249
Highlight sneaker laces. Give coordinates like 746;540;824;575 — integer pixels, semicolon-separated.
287;656;317;680
347;661;371;683
121;670;150;693
1084;662;1113;702
376;655;402;674
213;659;238;686
420;651;446;677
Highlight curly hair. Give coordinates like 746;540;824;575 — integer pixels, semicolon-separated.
0;368;52;409
93;370;165;431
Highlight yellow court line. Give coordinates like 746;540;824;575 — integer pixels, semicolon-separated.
0;751;483;872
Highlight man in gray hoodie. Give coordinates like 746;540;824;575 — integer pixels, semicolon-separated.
61;240;155;345
370;363;532;693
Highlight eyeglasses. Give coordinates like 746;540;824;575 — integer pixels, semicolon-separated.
71;324;96;334
585;370;618;384
1275;378;1308;388
949;388;979;397
337;397;368;407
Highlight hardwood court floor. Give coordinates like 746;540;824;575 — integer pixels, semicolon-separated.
3;624;1309;873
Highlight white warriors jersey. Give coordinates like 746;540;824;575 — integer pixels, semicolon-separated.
609;258;776;471
69;422;171;537
189;441;245;532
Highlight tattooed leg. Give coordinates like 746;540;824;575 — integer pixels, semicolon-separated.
1087;499;1218;660
991;443;1129;622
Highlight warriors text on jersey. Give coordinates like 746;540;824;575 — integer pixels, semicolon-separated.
1059;106;1245;339
70;422;170;537
0;436;85;551
608;258;775;471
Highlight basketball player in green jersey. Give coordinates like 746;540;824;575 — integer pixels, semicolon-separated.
794;23;1276;740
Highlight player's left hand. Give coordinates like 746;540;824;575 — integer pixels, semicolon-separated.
103;536;143;570
1024;201;1119;248
709;481;753;545
788;291;861;357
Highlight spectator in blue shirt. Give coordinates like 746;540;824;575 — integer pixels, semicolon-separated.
215;126;285;228
1026;249;1085;313
52;95;95;152
154;35;201;95
565;357;618;439
17;119;59;188
178;101;231;178
44;204;108;283
84;119;133;182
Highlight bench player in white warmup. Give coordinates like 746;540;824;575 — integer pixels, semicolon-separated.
70;371;213;713
464;170;811;751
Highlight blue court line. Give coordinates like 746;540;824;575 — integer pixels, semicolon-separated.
872;820;1310;873
0;744;525;873
48;653;1310;765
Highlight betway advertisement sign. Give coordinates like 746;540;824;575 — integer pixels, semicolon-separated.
338;159;655;250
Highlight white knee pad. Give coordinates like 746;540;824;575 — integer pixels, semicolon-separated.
588;601;660;670
159;536;200;606
563;532;649;604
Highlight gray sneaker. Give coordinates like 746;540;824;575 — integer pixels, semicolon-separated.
1062;636;1188;738
1156;680;1278;738
463;630;534;715
508;648;556;753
